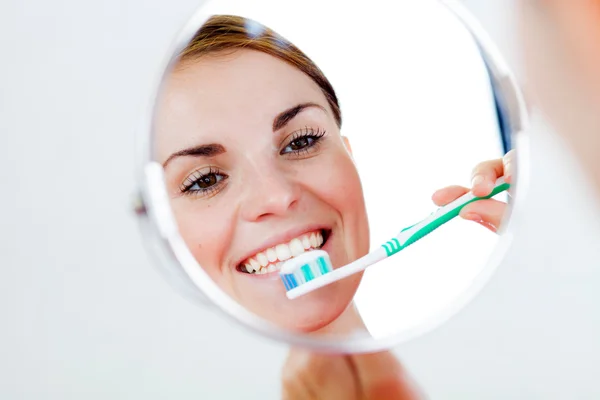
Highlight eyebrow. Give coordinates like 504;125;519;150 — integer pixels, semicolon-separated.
273;102;327;131
162;143;225;168
162;102;327;168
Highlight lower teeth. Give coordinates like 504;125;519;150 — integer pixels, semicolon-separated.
248;262;282;274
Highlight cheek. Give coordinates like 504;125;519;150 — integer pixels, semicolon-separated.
310;151;366;212
170;200;234;285
301;149;370;254
322;151;366;224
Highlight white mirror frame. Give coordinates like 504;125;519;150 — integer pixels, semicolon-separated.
132;0;530;353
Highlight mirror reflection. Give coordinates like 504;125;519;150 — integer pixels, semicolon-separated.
149;3;520;343
156;15;370;335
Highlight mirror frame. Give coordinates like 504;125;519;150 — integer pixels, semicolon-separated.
132;0;530;353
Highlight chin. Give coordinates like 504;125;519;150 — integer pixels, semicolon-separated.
273;272;364;333
228;233;367;332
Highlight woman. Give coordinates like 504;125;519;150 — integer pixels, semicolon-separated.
154;14;511;336
155;14;369;335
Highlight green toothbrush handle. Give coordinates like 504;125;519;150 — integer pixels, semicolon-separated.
381;179;510;257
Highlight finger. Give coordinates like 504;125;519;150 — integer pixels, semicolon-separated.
470;158;504;197
459;198;507;233
350;351;424;400
502;149;515;184
432;185;469;207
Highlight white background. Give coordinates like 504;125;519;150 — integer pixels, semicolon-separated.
1;0;600;399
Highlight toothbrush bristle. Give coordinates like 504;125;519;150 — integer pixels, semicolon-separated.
279;251;332;292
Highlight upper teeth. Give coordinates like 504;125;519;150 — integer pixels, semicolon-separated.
242;231;324;274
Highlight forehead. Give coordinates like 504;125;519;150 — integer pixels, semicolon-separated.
154;49;329;160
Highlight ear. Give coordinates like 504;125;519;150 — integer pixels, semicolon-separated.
342;136;353;156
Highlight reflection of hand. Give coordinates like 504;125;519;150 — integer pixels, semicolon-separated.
281;348;423;399
432;150;515;233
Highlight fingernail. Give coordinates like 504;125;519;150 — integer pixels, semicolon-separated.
504;162;513;179
464;213;483;222
480;221;498;233
471;175;484;188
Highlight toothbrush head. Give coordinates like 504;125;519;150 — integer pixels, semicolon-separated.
279;250;333;297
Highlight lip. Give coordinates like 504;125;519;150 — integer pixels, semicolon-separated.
233;224;331;271
239;231;334;281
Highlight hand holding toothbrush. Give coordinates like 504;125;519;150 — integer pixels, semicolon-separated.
432;149;515;233
280;150;516;299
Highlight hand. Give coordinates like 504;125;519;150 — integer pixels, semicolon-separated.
281;348;423;400
431;150;515;233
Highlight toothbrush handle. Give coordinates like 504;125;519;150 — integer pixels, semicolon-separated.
287;178;510;299
381;177;510;256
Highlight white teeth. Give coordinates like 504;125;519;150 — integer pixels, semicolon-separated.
275;244;291;261
290;238;304;256
242;230;327;274
249;258;260;272
266;248;277;262
309;233;317;247
257;252;268;267
302;236;311;249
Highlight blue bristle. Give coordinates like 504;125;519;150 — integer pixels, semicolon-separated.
282;274;294;290
288;274;298;289
281;273;299;291
282;275;290;290
285;275;292;289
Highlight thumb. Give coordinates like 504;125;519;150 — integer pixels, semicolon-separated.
459;199;507;233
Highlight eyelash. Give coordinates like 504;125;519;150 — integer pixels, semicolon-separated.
280;127;326;157
180;166;228;197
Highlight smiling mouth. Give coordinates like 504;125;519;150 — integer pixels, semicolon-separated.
237;229;331;275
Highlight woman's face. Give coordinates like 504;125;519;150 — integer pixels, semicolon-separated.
154;49;370;332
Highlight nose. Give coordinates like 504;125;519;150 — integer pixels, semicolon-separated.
239;164;301;222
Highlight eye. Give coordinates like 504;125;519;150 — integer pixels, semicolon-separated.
286;136;313;151
181;167;228;197
281;127;326;155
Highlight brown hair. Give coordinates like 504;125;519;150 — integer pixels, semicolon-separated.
178;14;342;128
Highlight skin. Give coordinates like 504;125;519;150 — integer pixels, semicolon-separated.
284;1;600;397
282;348;425;399
154;49;370;333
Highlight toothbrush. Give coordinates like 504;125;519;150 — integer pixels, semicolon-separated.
279;176;510;299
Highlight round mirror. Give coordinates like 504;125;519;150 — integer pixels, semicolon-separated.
134;0;528;352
